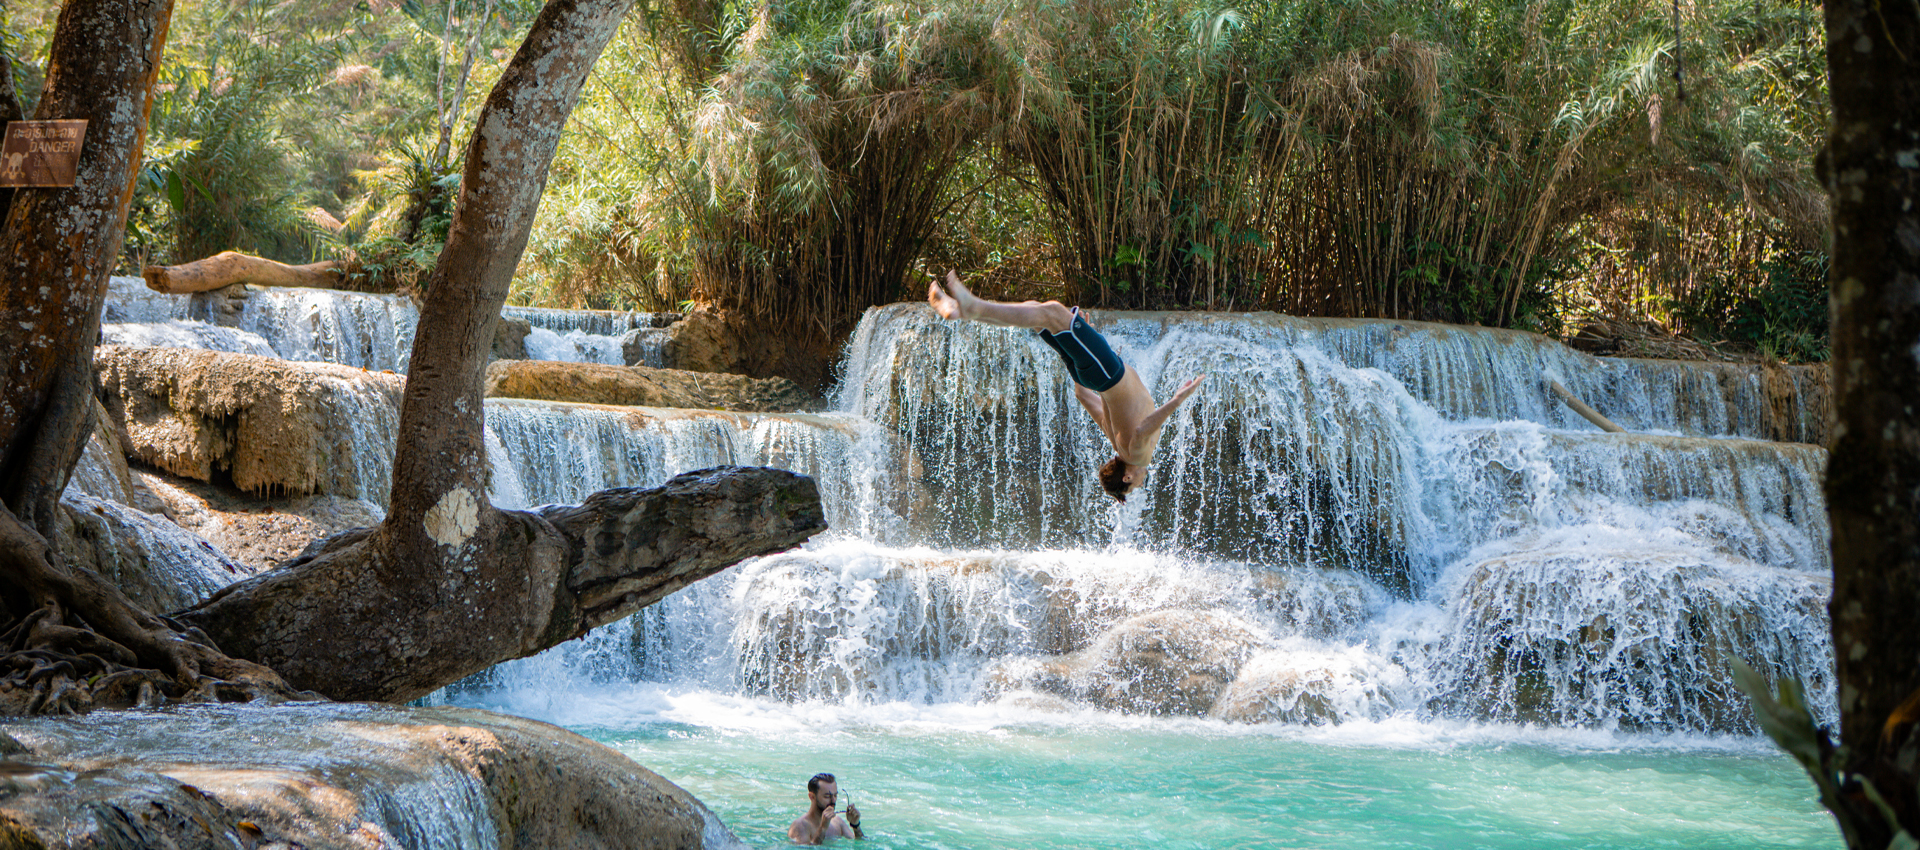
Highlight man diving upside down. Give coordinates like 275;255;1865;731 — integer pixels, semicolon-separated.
928;270;1204;501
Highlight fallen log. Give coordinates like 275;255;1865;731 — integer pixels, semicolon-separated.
143;250;343;294
1548;379;1627;433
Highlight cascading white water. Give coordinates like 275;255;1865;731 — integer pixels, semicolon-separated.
100;278;678;373
99;276;417;370
1280;316;1823;440
1426;535;1831;731
87;279;1837;735
101;320;279;356
483;399;902;540
229;287;418;371
56;492;250;609
6;704;506;850
505;305;671;366
102;276;194;323
504;305;666;337
483;303;1832;735
522;327;628;364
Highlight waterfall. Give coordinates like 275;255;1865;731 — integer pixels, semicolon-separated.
56;492;251;610
99;278;676;370
483;399;903;541
88;280;1838;734
1427;539;1830;732
101;319;279;357
228;287;418;371
504;305;668;336
831;308;1824;582
487;304;1831;734
523;327;627;364
506;306;672;366
103;276;193;323
99;276;417;370
7;704;505;850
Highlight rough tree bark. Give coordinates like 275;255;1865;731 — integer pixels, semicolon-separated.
0;0;295;713
1817;0;1920;843
176;0;827;702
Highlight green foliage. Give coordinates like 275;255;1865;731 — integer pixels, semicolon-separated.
515;16;705;310
661;0;1022;333
324;140;462;292
988;0;1825;332
913;159;1058;301
35;0;1821;356
107;0;537;274
510;0;1827;347
132;0;342;266
0;0;55;114
1670;248;1828;363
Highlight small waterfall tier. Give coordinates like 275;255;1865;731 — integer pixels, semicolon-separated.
102;277;417;371
99;277;676;371
101;319;278;357
485;399;901;541
0;702;744;849
228;287;418;371
503;305;673;336
505;305;674;366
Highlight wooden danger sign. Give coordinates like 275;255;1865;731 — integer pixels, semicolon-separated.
1;120;88;187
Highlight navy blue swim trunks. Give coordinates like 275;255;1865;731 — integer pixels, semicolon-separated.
1037;308;1126;392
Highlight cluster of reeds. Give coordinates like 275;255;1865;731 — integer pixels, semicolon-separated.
609;0;1823;344
990;0;1823;331
12;0;1818;351
677;0;1018;341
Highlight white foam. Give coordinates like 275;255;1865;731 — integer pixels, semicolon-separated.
101;319;278;356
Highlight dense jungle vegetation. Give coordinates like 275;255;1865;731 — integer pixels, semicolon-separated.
1;0;1830;361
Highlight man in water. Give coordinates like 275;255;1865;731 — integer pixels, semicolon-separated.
928;270;1204;501
788;772;862;844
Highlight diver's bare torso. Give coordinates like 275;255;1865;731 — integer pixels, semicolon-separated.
1074;368;1160;464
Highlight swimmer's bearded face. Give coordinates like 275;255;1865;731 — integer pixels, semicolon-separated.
811;780;838;811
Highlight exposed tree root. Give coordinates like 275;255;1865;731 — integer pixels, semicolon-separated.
0;503;309;716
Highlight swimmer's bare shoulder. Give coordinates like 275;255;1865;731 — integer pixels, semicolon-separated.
788;813;857;844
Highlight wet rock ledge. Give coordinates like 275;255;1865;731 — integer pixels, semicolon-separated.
484;359;815;412
0;702;746;849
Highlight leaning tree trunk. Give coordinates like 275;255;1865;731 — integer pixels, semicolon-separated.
0;0;164;534
1818;0;1920;844
178;0;827;702
0;0;295;714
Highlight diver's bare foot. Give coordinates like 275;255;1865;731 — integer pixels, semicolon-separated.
928;279;961;319
927;269;972;320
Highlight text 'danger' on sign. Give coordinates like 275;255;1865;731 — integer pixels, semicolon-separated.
1;120;89;188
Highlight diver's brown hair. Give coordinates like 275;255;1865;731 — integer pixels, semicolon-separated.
1098;455;1130;502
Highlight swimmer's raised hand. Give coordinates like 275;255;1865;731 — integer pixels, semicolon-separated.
1172;374;1205;402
